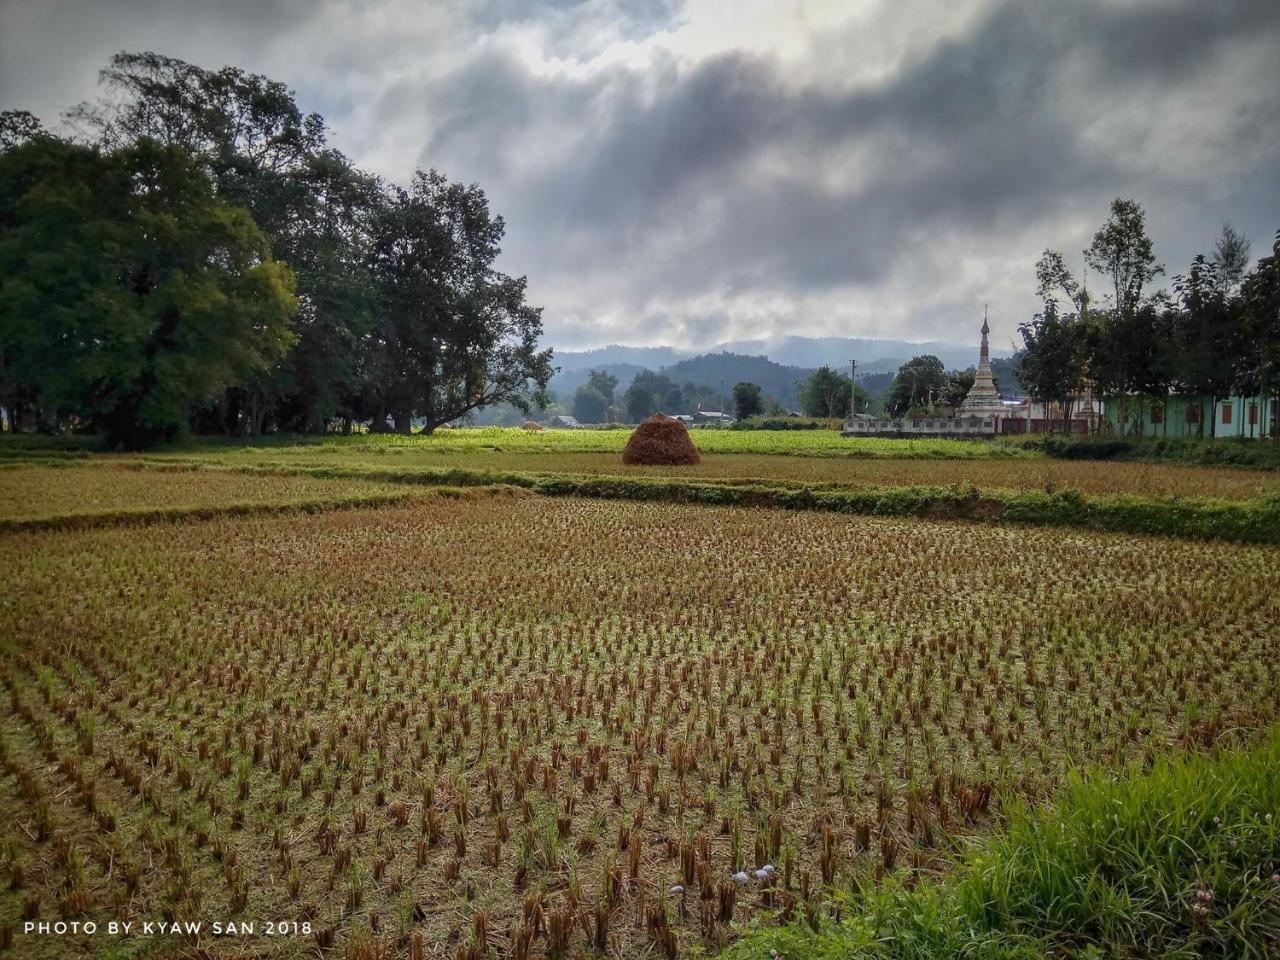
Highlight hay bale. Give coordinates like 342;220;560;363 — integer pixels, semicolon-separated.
521;420;543;431
622;413;700;466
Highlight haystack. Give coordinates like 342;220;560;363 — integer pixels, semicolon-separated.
622;413;700;466
521;420;543;431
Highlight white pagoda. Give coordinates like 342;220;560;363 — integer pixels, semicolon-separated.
959;309;1004;418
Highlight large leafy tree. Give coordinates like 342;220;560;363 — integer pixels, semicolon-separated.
623;370;674;421
572;385;609;424
585;369;618;403
1167;256;1239;437
799;366;868;418
365;170;552;433
1018;306;1088;434
74;52;379;433
732;381;763;420
573;369;618;424
883;356;947;416
1084;198;1163;320
0;135;296;448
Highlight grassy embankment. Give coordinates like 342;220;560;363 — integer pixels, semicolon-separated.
726;727;1280;960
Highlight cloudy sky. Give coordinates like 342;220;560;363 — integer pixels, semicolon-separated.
3;0;1279;352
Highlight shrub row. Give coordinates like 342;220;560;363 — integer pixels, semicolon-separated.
1038;434;1280;470
220;463;1280;544
723;726;1280;960
731;416;844;431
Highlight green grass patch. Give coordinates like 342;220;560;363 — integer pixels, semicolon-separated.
77;427;1032;461
726;728;1280;960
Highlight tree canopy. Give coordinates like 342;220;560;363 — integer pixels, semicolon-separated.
1022;200;1278;438
0;135;296;448
799;366;867;419
732;381;764;420
883;356;948;416
1;51;553;444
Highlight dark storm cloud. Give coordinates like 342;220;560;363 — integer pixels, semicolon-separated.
404;0;1280;343
3;0;1279;346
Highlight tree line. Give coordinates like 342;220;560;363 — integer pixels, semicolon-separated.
0;52;552;448
1018;199;1280;437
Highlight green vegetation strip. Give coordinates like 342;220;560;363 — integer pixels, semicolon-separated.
214;462;1280;544
0;487;513;534
724;728;1280;960
1040;435;1280;471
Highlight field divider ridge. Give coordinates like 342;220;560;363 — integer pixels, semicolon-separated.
202;461;1280;543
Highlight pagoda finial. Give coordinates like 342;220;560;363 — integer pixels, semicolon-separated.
981;303;989;336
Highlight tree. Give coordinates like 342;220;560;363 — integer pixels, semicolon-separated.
1035;249;1088;315
572;385;609;424
941;369;976;409
1238;229;1280;440
623;369;672;421
884;356;947;416
365;170;552;434
1018;307;1087;434
1212;222;1252;298
585;369;618;405
1167;256;1239;437
732;381;763;420
0;136;297;448
624;383;656;423
0;110;44;150
1084;198;1163;320
799;367;853;418
989;354;1023;394
74;52;382;434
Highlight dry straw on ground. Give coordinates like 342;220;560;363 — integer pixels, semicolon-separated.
622;414;700;466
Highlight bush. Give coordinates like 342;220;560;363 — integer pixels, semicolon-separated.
1043;435;1280;469
725;727;1280;960
731;416;842;431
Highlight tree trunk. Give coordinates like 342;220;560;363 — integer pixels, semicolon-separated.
393;410;412;435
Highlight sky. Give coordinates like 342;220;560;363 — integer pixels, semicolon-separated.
3;0;1279;353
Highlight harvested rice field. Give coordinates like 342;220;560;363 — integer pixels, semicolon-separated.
2;495;1277;959
0;465;413;524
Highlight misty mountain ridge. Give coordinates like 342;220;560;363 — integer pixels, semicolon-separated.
555;334;1007;378
547;335;1014;413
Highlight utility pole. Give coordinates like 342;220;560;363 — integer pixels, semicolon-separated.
849;359;857;417
719;379;725;428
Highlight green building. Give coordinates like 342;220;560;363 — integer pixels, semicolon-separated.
1103;394;1277;439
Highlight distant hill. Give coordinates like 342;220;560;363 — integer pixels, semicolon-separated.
549;362;647;403
551;345;689;373
548;353;812;411
555;334;1006;379
713;335;1005;373
660;352;815;410
542;336;1019;418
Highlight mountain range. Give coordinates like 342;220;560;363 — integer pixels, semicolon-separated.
554;335;1007;376
548;335;1010;411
